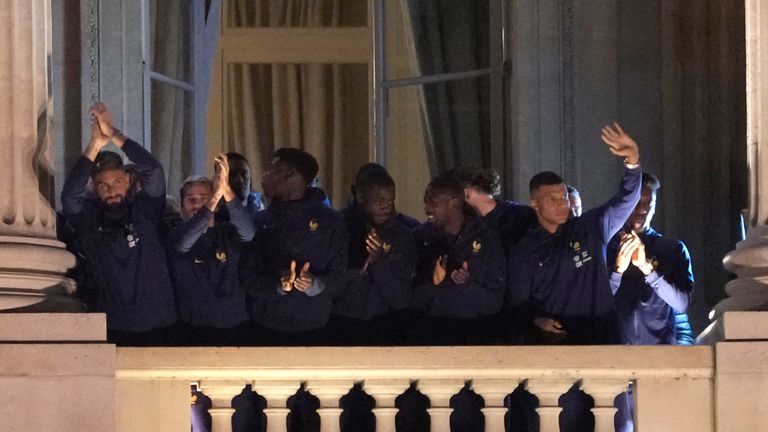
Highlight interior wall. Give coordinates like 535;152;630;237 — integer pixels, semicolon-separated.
508;0;747;332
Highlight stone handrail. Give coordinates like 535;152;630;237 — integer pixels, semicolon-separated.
116;345;714;432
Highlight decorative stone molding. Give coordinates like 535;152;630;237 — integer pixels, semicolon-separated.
0;0;77;310
85;0;100;105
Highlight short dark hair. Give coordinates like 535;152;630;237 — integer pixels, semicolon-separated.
179;175;213;201
642;172;661;192
529;171;565;195
454;166;501;197
427;175;465;200
354;163;388;186
566;185;580;196
226;152;249;166
273;147;319;185
357;168;395;195
93;151;125;175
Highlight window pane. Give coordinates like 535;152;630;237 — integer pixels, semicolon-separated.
386;75;491;218
151;80;193;196
150;0;192;82
226;0;367;28
224;62;369;204
384;0;491;81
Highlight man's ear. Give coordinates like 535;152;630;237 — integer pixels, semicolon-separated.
530;193;540;211
463;188;472;201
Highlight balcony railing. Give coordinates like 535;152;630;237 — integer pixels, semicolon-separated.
115;345;714;432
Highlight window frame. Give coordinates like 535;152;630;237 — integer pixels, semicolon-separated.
372;0;507;176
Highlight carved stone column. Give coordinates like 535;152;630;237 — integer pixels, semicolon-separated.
364;379;410;432
253;380;298;432
418;379;465;432
199;381;245;432
526;379;575;432
305;380;351;432
0;0;76;310
473;379;519;432
703;0;768;329
581;378;630;432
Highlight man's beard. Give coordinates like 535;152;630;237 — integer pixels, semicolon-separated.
100;198;128;220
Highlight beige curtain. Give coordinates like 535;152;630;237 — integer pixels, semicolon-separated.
226;0;347;203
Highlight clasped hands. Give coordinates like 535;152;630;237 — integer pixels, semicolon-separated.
614;231;654;276
431;256;470;285
280;260;315;292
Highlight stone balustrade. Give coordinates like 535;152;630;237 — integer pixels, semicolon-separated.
115;345;714;431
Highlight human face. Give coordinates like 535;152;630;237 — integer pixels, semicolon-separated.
362;186;395;226
260;158;290;199
569;193;582;217
627;186;656;232
94;169;131;206
228;159;252;201
531;183;571;231
424;188;460;229
181;183;212;221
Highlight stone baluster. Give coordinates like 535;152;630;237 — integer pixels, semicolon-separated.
526;379;576;432
418;379;465;432
581;378;630;432
198;381;247;432
305;380;352;432
253;380;300;432
364;379;411;432
473;379;519;431
0;0;76;310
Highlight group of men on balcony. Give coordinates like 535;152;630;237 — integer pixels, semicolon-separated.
58;103;694;351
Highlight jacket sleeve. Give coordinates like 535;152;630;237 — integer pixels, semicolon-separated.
61;156;96;217
421;235;507;317
225;199;257;242
644;240;694;312
367;230;417;311
122;139;166;199
504;243;549;332
582;167;642;243
309;214;349;298
238;237;279;298
169;208;213;253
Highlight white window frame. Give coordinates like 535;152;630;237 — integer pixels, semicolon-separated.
372;0;507;173
140;0;208;175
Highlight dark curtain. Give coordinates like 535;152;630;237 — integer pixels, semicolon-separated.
653;0;747;332
404;0;491;175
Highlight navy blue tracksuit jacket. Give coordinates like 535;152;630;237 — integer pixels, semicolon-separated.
506;167;642;344
168;200;255;329
482;200;538;252
607;227;694;344
412;217;506;318
240;188;348;331
60;140;176;332
333;207;417;320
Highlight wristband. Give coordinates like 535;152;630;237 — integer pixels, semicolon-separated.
639;261;655;275
623;158;640;169
108;128;122;141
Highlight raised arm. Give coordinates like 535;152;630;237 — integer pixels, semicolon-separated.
90;102;166;198
170;207;214;253
583;123;642;243
216;153;256;242
634;237;694;313
61;112;109;216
